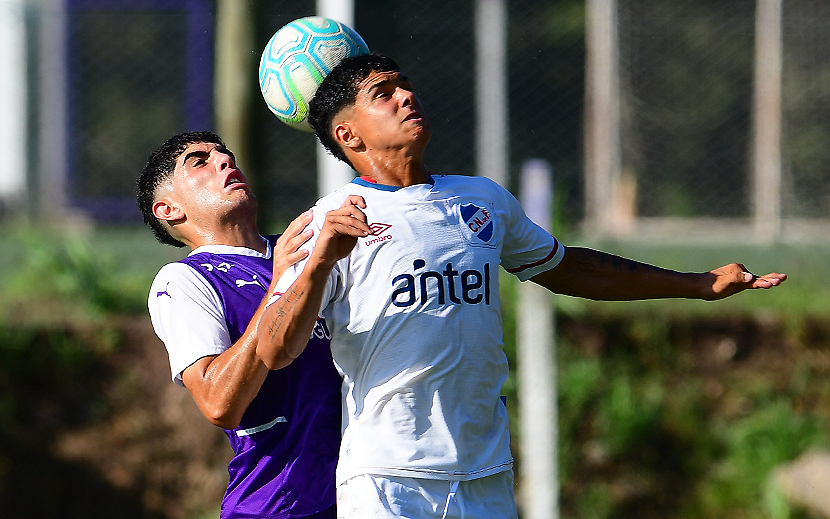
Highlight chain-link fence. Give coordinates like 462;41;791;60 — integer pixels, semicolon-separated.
617;0;830;224
781;1;830;219
65;2;213;220
619;0;756;219
251;0;587;229
17;0;830;235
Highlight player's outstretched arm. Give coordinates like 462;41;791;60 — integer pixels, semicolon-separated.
257;195;371;370
531;246;786;301
181;211;313;429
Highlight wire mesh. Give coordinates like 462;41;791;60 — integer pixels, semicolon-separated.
28;0;830;231
781;1;830;219
64;1;213;221
617;0;756;219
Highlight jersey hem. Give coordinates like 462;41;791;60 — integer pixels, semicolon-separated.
335;459;514;486
220;500;336;519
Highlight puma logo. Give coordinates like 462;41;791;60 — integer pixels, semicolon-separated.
235;275;264;289
156;282;172;298
201;262;233;273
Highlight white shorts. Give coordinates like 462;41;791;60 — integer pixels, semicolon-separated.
336;470;518;519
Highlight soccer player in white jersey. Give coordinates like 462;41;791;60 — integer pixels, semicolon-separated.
256;54;786;519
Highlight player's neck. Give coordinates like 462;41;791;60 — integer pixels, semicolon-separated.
187;222;266;253
356;153;428;187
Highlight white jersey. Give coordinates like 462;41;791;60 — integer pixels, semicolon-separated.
149;241;272;386
272;174;565;485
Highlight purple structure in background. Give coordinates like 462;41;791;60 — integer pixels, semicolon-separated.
65;0;215;222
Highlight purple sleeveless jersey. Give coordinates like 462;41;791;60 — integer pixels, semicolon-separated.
180;236;341;519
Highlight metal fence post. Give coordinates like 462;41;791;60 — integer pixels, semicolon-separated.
317;0;356;196
519;158;558;519
752;0;783;241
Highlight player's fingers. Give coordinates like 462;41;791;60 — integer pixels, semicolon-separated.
725;263;758;285
275;211;314;251
283;249;310;265
343;194;367;209
750;272;787;288
326;208;371;233
344;204;368;224
282;227;314;252
285;210;314;235
329;201;367;220
327;218;371;237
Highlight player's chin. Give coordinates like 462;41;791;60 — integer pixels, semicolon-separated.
410;123;432;142
228;190;258;210
229;186;257;203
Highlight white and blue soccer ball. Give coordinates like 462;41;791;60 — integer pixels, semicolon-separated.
259;16;370;132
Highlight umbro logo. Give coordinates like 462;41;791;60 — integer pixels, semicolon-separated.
369;222;392;235
365;222;392;246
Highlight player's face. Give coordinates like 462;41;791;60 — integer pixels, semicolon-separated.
348;69;431;152
167;141;256;221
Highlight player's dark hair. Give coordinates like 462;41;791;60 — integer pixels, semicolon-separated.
309;53;401;167
136;131;225;247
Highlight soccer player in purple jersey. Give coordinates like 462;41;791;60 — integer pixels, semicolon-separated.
136;131;371;519
254;55;786;519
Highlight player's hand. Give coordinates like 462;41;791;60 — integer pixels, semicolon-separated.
702;263;787;300
271;210;314;282
310;195;371;267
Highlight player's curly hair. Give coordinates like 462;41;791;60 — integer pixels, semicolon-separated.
308;53;401;168
136;131;225;247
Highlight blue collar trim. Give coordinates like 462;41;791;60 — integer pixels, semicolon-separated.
350;175;435;192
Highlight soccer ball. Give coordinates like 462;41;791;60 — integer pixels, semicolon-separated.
259;16;370;132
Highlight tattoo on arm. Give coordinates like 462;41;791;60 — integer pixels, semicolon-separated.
266;286;306;341
575;249;662;274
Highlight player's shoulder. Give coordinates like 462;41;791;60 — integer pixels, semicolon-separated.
314;182;361;207
149;261;210;307
433;173;512;198
152;261;205;289
433;173;504;188
155;260;197;279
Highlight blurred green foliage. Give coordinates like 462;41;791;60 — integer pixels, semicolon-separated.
499;261;830;519
1;227;829;518
0;226;184;321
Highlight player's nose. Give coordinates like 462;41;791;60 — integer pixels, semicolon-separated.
214;150;234;170
397;86;416;107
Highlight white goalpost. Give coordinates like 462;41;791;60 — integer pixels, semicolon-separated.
316;0;357;197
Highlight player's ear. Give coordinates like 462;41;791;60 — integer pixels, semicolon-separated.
153;197;185;223
334;121;362;151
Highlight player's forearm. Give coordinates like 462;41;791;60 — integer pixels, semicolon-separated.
199;344;268;428
532;247;706;301
185;298;271;429
256;266;331;370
